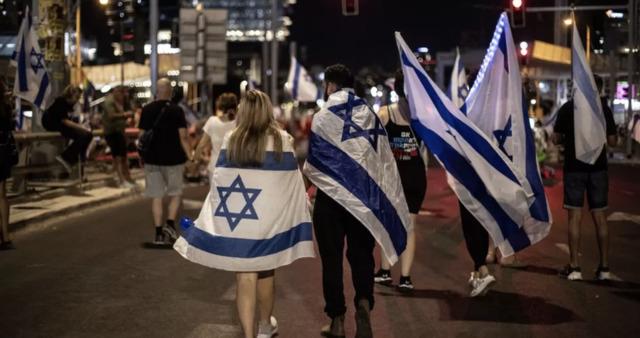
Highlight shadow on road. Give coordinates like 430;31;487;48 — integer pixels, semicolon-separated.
140;242;173;250
610;291;640;304
377;289;578;325
519;265;560;276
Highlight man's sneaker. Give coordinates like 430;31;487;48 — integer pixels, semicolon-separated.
596;266;612;281
397;276;414;292
469;274;496;297
153;232;165;245
559;265;582;281
257;316;278;338
355;299;373;338
162;223;179;243
374;269;392;285
55;156;72;173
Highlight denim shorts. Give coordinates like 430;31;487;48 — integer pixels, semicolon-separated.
563;171;608;211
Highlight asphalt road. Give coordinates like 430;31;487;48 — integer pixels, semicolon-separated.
1;164;639;338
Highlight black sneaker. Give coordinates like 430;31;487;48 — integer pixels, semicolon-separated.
373;269;392;285
153;232;165;245
162;223;179;243
596;266;612;281
397;276;414;292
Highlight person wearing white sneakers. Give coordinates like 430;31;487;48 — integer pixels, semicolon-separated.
553;75;617;281
459;201;496;297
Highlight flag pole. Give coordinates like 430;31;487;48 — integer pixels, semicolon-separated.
586;25;591;63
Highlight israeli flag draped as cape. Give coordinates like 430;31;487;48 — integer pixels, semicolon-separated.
174;131;315;272
286;56;319;102
464;13;551;251
448;48;468;108
11;7;51;110
396;32;539;256
572;23;606;164
303;89;411;264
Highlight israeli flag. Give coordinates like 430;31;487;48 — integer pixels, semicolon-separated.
10;7;51;110
396;32;542;256
174;131;315;272
303;89;412;264
286;56;319;102
464;13;551;248
448;48;468;108
572;24;606;164
629;113;640;144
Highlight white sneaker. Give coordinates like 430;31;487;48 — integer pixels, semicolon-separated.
470;274;496;297
559;265;583;281
120;181;136;189
596;267;612;281
257;316;278;338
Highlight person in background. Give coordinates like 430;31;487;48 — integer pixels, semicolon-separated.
554;75;617;281
138;78;193;244
194;93;238;183
373;69;427;291
0;77;16;250
42;85;91;174
102;86;135;188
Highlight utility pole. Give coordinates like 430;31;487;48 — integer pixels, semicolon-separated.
150;0;158;98
627;0;637;155
270;0;279;106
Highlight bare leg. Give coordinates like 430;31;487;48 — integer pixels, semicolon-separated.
257;270;275;327
0;180;10;243
167;195;182;222
236;272;258;338
568;209;582;267
400;214;416;276
121;157;133;182
151;198;163;227
591;210;609;268
112;157;125;183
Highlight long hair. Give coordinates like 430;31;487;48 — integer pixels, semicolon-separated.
227;90;282;166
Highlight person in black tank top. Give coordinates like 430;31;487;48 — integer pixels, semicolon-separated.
373;70;427;291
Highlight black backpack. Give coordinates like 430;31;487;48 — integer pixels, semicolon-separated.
137;104;168;158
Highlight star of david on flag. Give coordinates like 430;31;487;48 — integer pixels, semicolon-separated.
214;175;261;231
328;92;387;150
493;116;513;160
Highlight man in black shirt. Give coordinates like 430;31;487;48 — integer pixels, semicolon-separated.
138;78;193;244
553;75;617;281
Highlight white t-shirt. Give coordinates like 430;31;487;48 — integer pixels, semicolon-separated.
202;116;235;172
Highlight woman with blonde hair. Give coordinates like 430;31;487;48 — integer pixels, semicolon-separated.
174;90;315;338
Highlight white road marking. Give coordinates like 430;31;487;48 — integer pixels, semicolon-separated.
418;210;435;216
183;199;204;210
555;243;570;255
607;212;640;225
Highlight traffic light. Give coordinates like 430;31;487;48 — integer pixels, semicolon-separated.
342;0;359;16
509;0;526;28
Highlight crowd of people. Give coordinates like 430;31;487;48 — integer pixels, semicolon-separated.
0;59;629;338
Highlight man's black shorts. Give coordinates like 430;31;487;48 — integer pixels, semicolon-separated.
105;132;127;158
563;171;608;211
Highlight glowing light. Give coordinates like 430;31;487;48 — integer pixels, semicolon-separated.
519;41;528;50
563;18;573;26
520;48;528;56
99;0;109;6
512;0;522;9
530;99;537;105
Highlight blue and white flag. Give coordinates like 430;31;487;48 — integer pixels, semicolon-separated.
10;7;51;110
572;24;606;164
396;32;541;256
448;48;468;108
174;131;315;272
286;56;319;102
464;12;551;250
303;89;411;264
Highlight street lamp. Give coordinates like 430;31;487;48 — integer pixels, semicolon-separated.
563;17;573;26
99;0;109;6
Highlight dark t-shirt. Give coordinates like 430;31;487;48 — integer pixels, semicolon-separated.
553;98;616;172
0;103;13;132
43;96;73;131
138;100;187;166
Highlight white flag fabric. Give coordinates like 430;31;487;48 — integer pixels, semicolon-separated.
448;48;468;108
572;24;606;164
10;7;51;110
303;89;411;264
396;32;540;256
174;130;315;272
464;12;551;250
629;113;640;144
286;56;319;102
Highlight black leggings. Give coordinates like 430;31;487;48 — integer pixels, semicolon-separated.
459;201;489;271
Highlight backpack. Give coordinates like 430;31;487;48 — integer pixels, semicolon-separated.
137;104;168;158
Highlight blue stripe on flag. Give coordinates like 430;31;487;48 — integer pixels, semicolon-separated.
410;120;531;251
573;55;602;118
292;61;301;100
34;72;49;108
182;222;313;258
401;51;521;185
216;150;298;171
498;30;509;73
307;132;407;254
18;35;28;92
521;95;550;222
